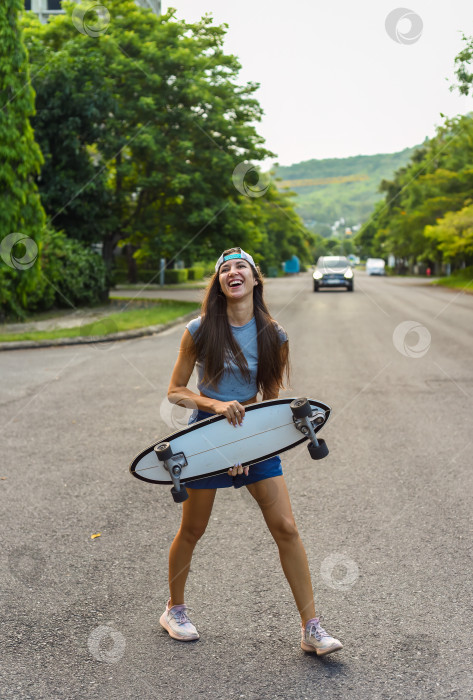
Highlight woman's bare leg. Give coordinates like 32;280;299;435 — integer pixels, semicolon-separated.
246;476;316;625
168;487;217;606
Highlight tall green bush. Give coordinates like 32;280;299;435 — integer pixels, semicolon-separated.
1;228;107;319
0;0;46;317
164;269;188;284
187;267;204;281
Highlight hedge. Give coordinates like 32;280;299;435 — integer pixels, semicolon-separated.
1;227;107;319
111;266;201;285
164;268;188;284
187;266;204;281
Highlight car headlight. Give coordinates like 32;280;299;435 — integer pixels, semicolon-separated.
344;269;353;279
313;270;323;280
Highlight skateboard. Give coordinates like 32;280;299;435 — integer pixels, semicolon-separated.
130;397;330;503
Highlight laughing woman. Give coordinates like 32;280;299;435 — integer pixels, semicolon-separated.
159;248;342;656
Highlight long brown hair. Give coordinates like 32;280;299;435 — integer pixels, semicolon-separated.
190;248;290;396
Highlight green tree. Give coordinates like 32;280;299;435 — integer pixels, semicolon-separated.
23;2;276;270
354;112;473;268
0;0;45;317
452;33;473;96
425;204;473;263
19;19;116;245
249;183;314;271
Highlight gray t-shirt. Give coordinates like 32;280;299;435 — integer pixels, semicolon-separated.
186;315;287;402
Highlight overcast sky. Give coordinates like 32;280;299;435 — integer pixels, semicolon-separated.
162;0;473;167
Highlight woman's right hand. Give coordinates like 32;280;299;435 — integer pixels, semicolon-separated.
212;400;245;427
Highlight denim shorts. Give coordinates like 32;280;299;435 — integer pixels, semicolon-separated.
185;409;283;490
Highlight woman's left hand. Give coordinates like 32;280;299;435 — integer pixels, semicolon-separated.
228;462;249;477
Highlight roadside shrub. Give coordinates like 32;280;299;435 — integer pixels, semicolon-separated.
266;266;280;278
137;269;161;284
41;228;108;307
192;260;215;277
187;266;204;281
0;264;28;321
111;270;129;285
164;268;188;284
1;228;107;319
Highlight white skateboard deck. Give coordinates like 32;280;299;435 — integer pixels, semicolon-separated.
130;398;330;485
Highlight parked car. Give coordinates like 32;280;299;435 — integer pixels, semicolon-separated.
313;256;354;292
366;258;386;275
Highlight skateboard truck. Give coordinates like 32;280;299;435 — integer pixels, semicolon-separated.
290;398;329;460
154;442;189;503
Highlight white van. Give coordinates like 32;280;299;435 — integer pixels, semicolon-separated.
366;258;386;275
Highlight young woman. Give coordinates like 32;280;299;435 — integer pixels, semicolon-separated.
160;247;342;656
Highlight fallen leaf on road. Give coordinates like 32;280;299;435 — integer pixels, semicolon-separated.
91;533;101;539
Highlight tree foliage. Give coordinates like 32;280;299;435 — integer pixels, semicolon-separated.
354;113;473;269
21;1;312;273
425;204;473;260
0;0;46;317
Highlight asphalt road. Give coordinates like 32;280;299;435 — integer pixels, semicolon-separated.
1;272;472;700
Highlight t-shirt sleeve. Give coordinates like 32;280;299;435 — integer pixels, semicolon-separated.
186;316;202;338
274;322;288;344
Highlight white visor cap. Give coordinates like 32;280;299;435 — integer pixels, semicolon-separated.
215;249;256;272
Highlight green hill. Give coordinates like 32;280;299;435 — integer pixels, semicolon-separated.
273;146;420;236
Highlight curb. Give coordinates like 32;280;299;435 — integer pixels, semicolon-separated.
0;311;198;352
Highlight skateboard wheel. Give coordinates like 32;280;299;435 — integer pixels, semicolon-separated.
290;398;312;418
155;442;172;461
171;485;189;503
307;439;329;460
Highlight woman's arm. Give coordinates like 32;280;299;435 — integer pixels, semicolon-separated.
168;330;246;425
167;329;217;413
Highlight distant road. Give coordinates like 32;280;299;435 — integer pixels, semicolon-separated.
1;272;472;699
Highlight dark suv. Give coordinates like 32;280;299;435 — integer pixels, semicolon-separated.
313;256;354;292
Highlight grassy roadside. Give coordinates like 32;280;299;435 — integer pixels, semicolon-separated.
112;281;208;291
432;267;473;292
0;300;199;342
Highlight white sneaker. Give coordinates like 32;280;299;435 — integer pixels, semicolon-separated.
159;599;200;641
301;617;343;656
